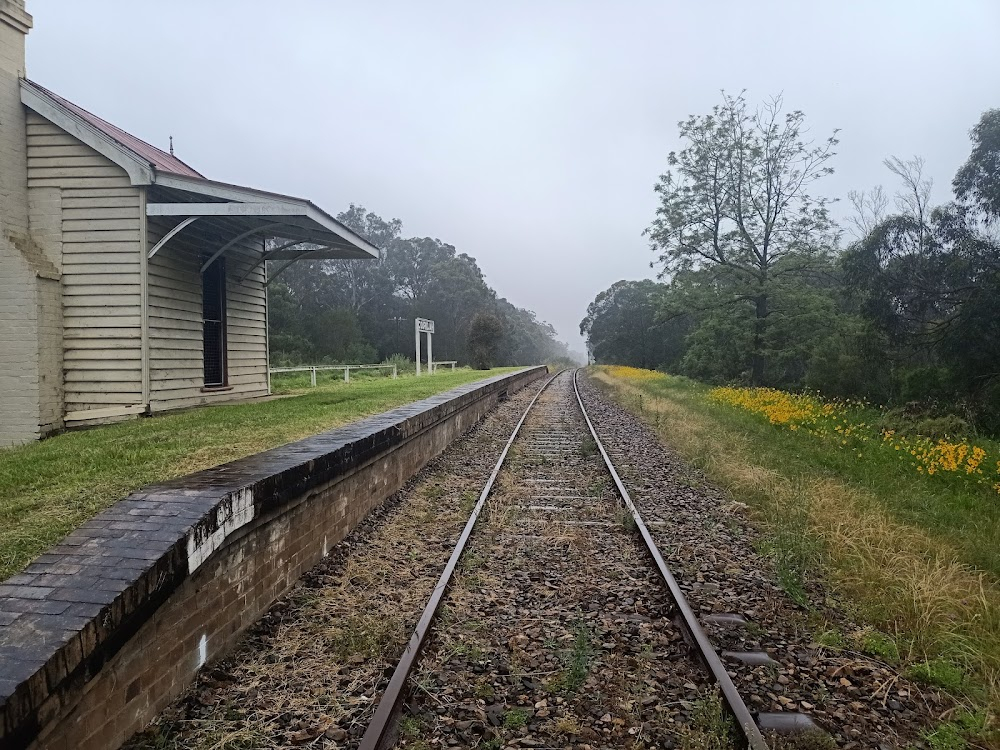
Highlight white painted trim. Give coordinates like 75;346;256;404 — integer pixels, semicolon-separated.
303;204;381;259
186;488;255;573
264;260;271;397
147;216;200;259
20;81;379;261
153;173;380;260
154;172;293;203
147;202;309;217
139;188;150;411
20;81;155;185
199;223;284;273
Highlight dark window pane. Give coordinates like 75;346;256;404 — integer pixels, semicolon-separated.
203;258;227;386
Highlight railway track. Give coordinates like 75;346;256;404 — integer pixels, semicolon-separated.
358;370;821;750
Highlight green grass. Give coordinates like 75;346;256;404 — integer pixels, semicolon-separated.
616;373;1000;578
0;367;520;580
908;659;968;692
923;709;990;750
399;716;423;740
860;630;901;662
502;709;529;729
549;620;593;693
679;692;736;750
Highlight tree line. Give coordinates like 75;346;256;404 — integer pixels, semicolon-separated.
268;206;572;369
582;94;1000;433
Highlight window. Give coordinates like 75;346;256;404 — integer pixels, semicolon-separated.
202;257;227;386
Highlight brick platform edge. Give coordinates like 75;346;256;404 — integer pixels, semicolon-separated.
0;366;548;750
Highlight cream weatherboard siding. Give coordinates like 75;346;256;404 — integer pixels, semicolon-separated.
23;111;270;425
25;110;144;427
147;217;269;412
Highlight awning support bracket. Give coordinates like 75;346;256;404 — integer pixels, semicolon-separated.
238;238;312;283
147;216;200;260
264;259;299;287
264;247;335;287
199;222;286;273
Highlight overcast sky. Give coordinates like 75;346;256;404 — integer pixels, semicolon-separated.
27;1;1000;353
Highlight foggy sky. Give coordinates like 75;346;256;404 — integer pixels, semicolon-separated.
26;1;1000;352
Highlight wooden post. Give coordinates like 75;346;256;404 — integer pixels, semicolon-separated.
392;365;398;379
344;367;350;383
311;367;316;387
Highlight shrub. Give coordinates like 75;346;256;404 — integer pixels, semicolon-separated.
467;313;504;370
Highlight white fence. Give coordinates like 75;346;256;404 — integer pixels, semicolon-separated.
269;363;398;387
269;361;462;389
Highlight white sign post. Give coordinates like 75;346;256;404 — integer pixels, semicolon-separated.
414;317;435;375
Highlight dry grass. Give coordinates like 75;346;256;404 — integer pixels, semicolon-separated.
592;371;1000;721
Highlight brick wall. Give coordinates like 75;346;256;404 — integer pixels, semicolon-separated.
0;1;42;446
0;367;547;749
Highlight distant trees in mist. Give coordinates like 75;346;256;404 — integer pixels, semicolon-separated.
268;206;572;369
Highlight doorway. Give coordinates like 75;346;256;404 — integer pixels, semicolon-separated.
203;257;227;386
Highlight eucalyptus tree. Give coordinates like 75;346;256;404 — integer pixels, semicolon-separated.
646;92;839;384
329;204;401;314
842;110;1000;428
954;108;1000;220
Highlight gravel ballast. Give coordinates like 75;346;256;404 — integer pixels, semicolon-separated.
578;372;954;749
398;373;718;750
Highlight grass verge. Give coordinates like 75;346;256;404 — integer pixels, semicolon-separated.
589;366;1000;739
0;367;520;580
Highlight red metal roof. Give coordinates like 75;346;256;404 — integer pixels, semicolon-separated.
24;80;203;178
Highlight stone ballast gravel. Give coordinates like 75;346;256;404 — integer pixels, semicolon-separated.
578;372;953;750
399;373;714;749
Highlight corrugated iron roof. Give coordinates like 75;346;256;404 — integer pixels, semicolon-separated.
23;80;203;178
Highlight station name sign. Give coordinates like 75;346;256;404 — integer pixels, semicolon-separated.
416;317;435;334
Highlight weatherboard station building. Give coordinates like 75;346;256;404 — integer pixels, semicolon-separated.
0;1;378;445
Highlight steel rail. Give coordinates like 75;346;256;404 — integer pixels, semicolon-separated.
572;369;769;750
358;369;563;750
